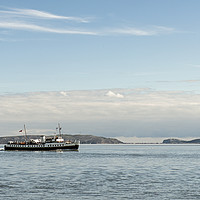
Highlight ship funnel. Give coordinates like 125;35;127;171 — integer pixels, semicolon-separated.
40;135;46;143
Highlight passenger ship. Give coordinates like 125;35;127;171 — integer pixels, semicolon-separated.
4;124;80;151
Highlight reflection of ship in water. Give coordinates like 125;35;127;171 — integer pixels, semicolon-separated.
4;124;80;151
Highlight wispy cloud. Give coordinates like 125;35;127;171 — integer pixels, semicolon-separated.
0;7;176;37
106;25;175;36
0;7;96;36
0;7;89;22
108;27;155;36
179;80;200;83
0;21;97;35
156;79;200;83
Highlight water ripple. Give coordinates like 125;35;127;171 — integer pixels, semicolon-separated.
1;145;200;199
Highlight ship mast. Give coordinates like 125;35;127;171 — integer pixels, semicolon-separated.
24;124;28;143
56;123;62;138
58;123;61;137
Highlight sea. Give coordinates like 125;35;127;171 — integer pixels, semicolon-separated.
1;144;200;200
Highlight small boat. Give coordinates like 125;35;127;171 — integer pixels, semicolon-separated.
4;124;80;151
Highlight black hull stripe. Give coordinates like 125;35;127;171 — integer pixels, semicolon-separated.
4;145;79;151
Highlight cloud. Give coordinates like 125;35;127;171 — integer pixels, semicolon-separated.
156;79;200;83
0;21;97;35
0;21;174;36
60;91;68;96
105;91;124;98
106;25;175;36
0;7;96;36
108;27;155;36
179;80;200;83
0;7;176;37
1;89;200;138
0;7;89;22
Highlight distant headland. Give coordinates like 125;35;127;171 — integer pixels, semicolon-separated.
0;134;123;144
163;138;200;144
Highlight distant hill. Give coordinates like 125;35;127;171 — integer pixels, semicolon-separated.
0;134;123;144
163;138;200;144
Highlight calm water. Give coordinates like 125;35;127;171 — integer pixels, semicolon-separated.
1;144;200;199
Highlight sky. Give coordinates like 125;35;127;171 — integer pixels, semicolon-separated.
0;0;200;141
